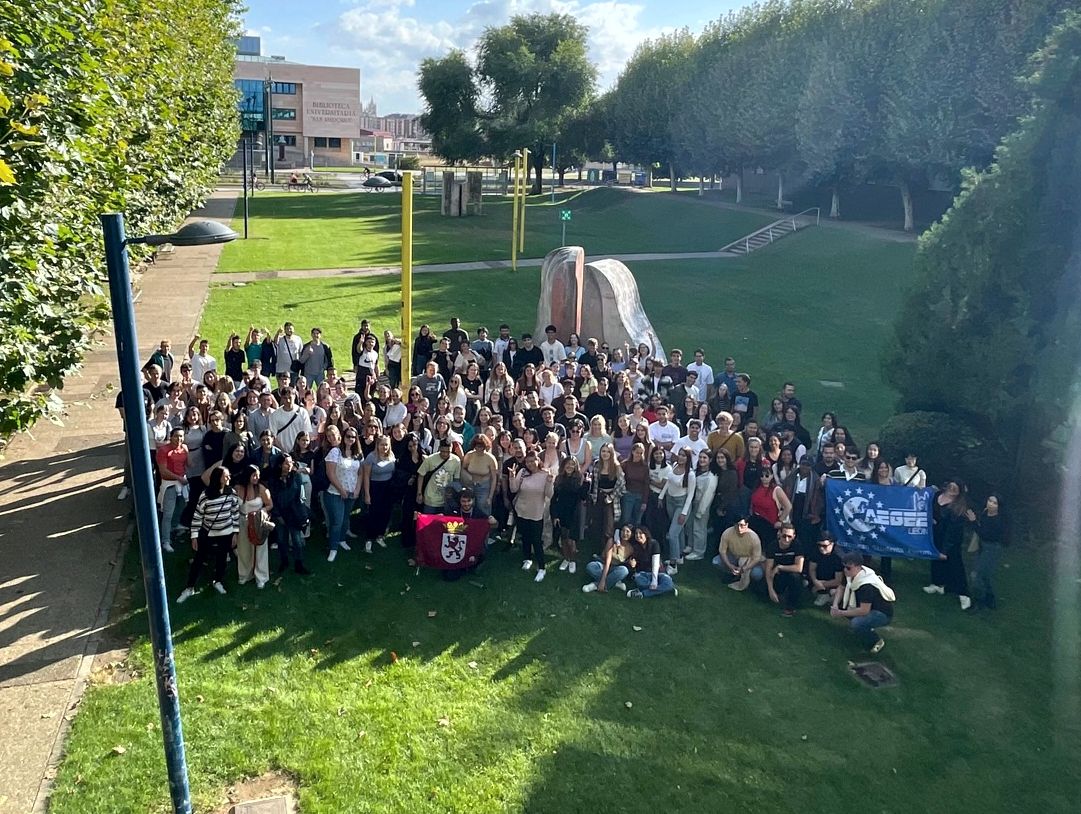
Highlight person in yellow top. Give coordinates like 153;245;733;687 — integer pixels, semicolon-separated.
416;439;462;514
707;411;745;463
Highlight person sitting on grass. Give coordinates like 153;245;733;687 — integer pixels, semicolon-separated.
766;522;805;617
714;516;765;591
831;552;895;654
626;525;677;598
809;532;845;607
583;524;633;594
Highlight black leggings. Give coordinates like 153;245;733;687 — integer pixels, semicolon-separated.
518;517;545;568
185;533;230;588
931;545;969;595
365;480;394;540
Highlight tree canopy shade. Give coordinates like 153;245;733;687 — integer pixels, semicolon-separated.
883;11;1081;475
0;0;240;434
417;13;596;193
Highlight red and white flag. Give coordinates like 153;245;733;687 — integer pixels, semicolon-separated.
415;515;488;570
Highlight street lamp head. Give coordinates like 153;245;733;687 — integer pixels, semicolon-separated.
133;220;238;247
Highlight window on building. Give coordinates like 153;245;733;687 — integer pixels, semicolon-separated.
271;108;296;120
313;137;343;149
314;137;327;148
271;82;297;95
234;79;265;131
328;138;342;149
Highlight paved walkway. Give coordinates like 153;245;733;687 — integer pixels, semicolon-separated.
216;250;738;283
0;189;238;814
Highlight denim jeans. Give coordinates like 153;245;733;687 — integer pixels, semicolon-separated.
973;542;1003;605
620;492;644;527
687;511;710;557
160;484;186;538
665;493;688;561
634;571;675;597
850;610;891;649
276;525;305;564
585;560;629;590
323;492;355;551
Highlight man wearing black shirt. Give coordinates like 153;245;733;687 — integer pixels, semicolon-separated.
577;338;600;373
556;396;589;433
443;317;468;351
814;443;837;477
767;523;805;616
537;406;566;440
732;374;758;422
351;319;379;371
583;376;617;426
142;364;168;406
661;348;687;385
809;532;844;607
514;333;544;376
831;552;895;653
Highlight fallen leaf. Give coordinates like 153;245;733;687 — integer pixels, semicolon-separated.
467;661;478;669
40;713;55;719
337;707;346;717
778;632;784;638
624;701;633;709
364;565;373;571
632;625;643;632
437;716;451;727
747;688;754;693
195;695;205;703
111;745;126;756
412;641;421;647
427;610;437;618
801;734;808;741
357;730;366;739
405;584;412;591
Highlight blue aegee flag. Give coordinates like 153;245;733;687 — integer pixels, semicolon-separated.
824;480;939;559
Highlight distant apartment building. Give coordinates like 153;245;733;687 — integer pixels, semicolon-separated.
358;98;431;154
233;36;361;167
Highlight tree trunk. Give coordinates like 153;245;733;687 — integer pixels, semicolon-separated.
900;180;914;231
776;173;784;210
669;162;676;192
735;171;743;204
830;186;841;219
558;167;566;185
577;167;583;181
532;153;543;195
698;176;704;196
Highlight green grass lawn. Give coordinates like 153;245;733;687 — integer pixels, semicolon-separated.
216;187;774;273
52;223;1081;812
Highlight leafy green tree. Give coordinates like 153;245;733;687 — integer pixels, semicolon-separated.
418;50;484;165
0;0;239;434
557;104;607;182
883;11;1081;473
608;30;696;191
476;13;596;193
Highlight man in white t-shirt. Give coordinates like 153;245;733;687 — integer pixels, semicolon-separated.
539;324;568;367
648;405;680;455
674;419;708;462
186;336;216;383
274;322;303;377
270;387;312;452
685;348;715;398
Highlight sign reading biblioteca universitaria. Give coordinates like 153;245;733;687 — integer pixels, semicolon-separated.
824;480;939;559
415;515;488;570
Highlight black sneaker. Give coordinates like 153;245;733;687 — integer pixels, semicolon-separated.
294;563;311;576
277;560;290;575
871;638;885;654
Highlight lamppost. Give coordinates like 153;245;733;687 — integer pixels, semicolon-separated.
101;213;237;814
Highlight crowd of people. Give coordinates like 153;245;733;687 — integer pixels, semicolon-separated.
118;317;1008;653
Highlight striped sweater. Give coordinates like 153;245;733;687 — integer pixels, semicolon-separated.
191;493;241;539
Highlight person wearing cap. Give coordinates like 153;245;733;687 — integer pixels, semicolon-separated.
783;453;823;548
831;552;895;653
416;439;462;514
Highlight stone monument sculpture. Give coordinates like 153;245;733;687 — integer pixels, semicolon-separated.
535;246;664;359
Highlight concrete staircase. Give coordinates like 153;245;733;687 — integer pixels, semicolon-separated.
721;208;820;255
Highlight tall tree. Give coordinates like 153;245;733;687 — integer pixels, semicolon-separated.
476;13;596;193
418;50;484;165
608;30;696;191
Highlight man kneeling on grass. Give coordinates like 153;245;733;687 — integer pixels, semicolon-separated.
831;552;895;654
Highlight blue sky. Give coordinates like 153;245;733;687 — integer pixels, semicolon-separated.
242;0;749;113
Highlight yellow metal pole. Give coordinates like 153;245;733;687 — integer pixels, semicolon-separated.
511;153;520;271
401;171;413;369
519;147;529;254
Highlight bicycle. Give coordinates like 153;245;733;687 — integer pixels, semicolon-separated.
281;180;317;193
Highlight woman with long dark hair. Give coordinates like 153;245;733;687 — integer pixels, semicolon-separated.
659;447;696;573
269;454;311;575
748;468;792;556
686;449;718;561
235;464;273;589
396;432;425;560
588;442;625;558
925;479;974;610
362;434;396;553
177;466;240;603
510;449;554;582
552;456;590;575
412;324;435;377
971;494;1007;609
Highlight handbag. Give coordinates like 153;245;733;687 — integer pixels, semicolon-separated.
247;508;276;546
287;340;303;375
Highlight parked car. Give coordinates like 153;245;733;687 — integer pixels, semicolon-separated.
362;176;394;191
376;170;403;185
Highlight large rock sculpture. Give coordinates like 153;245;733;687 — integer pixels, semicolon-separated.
535;246;664;359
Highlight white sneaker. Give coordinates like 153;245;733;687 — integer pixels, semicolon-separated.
614;581;627;592
162;541;175;554
327;550;338;562
682;546;692;555
339;540;352;552
558;559;570;572
685;553;703;561
365;540;373;554
521;560;533;571
176;587;195;604
814;593;832;607
582;582;598;593
568;561;576;575
534;569;546;583
666;564;678;576
117;486;130;501
959;595;972;611
256;581;266;590
922;584;944;595
376;536;386;548
212;581;227;595
346;530;358;539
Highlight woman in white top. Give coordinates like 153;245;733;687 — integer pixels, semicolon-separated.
659;447;697;572
539;431;563;476
485;362;515;402
382;388;408;428
644;444;672;543
383;329;403;389
148;404;171;451
584;415;613;465
445;374;468;411
814;412;837;457
687;450;718;560
324;425;362;561
235;464;274;588
562;421;591;469
537;367;562;406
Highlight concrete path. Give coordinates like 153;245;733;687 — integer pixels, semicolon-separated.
216;250;738;283
0;189;238;814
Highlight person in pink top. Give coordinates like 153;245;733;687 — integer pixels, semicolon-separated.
510;448;554;583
